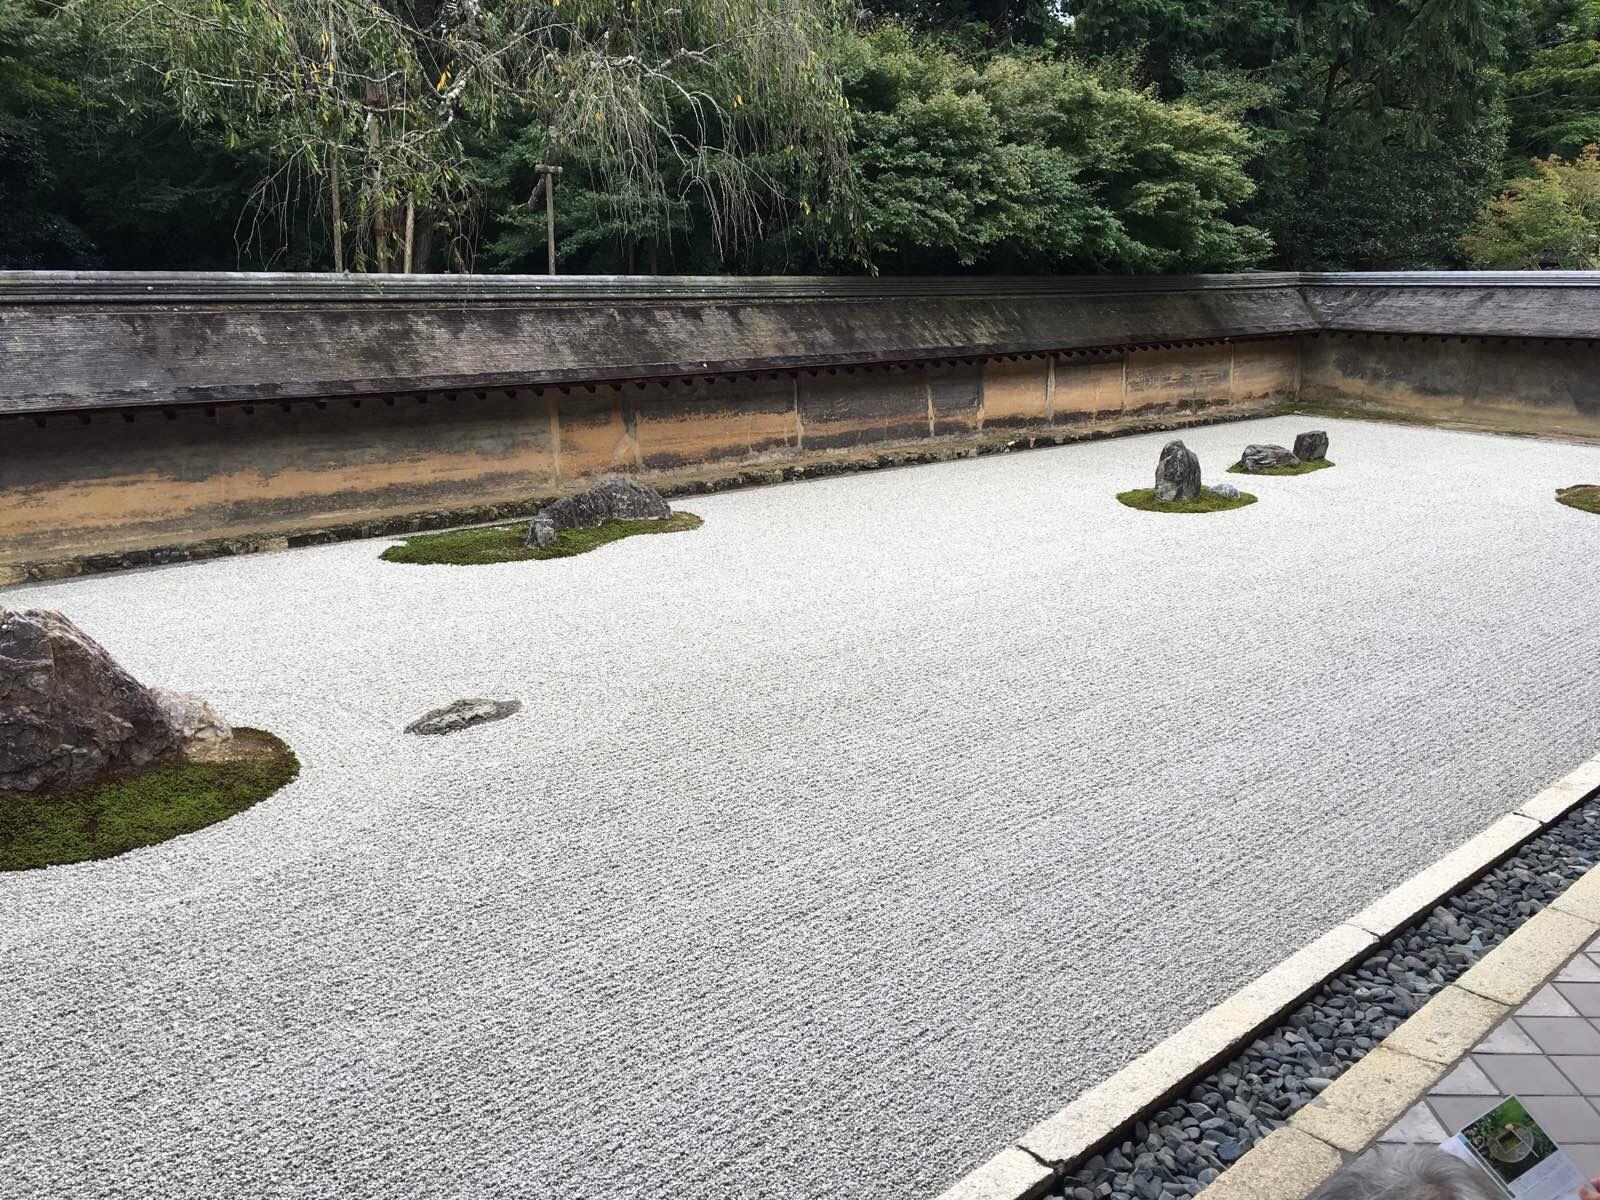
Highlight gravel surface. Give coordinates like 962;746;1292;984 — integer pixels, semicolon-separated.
3;415;1600;1200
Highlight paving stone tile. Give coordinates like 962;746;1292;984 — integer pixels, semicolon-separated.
1523;1095;1600;1143
1522;1017;1600;1055
1560;983;1600;1017
1435;1059;1497;1094
1474;1053;1578;1095
1385;987;1508;1066
1377;1102;1447;1144
1194;1128;1343;1200
1555;867;1600;926
1456;908;1600;1006
1473;1019;1542;1055
1558;956;1600;983
1553;1056;1600;1096
1291;1046;1447;1152
1430;1094;1505;1134
1519;986;1583;1018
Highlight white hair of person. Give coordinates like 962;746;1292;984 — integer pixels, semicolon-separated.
1311;1148;1502;1200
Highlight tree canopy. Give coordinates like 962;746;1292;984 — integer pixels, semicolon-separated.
0;0;1583;273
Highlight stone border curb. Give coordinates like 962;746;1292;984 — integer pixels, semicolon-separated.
933;751;1600;1200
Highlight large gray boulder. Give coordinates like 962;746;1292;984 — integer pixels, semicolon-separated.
1236;444;1300;473
1293;430;1330;462
526;478;672;549
0;609;180;794
1154;440;1202;502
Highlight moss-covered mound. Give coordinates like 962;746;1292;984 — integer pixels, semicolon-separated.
1117;488;1258;514
381;511;703;566
1227;458;1335;477
1557;485;1600;515
0;729;299;871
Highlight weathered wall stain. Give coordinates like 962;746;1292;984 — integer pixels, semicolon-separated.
1299;335;1600;438
0;342;1290;563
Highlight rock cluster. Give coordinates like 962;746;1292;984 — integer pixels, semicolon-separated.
405;698;523;736
1154;441;1202;502
527;478;672;549
0;608;181;794
1050;796;1600;1200
1293;430;1329;462
1235;444;1300;473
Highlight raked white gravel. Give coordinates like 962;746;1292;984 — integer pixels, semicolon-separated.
4;416;1600;1200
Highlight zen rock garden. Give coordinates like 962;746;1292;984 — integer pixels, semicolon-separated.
525;477;672;548
381;477;700;567
1230;429;1334;476
1119;430;1334;513
11;416;1600;1200
0;607;296;870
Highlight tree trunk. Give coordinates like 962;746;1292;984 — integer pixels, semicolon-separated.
403;195;415;273
329;148;344;273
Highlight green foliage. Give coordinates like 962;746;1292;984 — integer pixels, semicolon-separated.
1462;145;1600;266
1;0;300;269
1067;0;1288;98
1227;457;1335;475
380;511;704;565
69;0;857;272
1509;40;1600;159
1557;484;1600;513
4;0;1580;272
1069;0;1516;268
0;730;299;872
1116;487;1259;513
826;29;1270;272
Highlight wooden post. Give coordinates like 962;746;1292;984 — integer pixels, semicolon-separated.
534;164;563;274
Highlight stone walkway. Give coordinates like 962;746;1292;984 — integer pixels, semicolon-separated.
1356;936;1600;1178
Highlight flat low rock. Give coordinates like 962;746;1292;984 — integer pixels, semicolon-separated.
1208;482;1241;500
0;607;179;794
1155;440;1202;502
1294;430;1330;462
527;478;671;549
405;698;523;736
1237;444;1301;473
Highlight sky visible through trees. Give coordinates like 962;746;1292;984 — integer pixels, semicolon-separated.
3;0;1598;273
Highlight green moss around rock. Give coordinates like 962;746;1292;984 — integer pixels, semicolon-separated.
1116;488;1259;514
1227;458;1335;477
380;511;704;566
1557;485;1600;515
0;729;299;872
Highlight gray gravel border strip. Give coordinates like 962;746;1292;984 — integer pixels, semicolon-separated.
936;753;1600;1200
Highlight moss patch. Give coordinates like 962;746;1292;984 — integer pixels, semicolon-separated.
0;729;299;872
380;511;703;566
1227;458;1335;477
1117;488;1258;514
1557;485;1600;515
